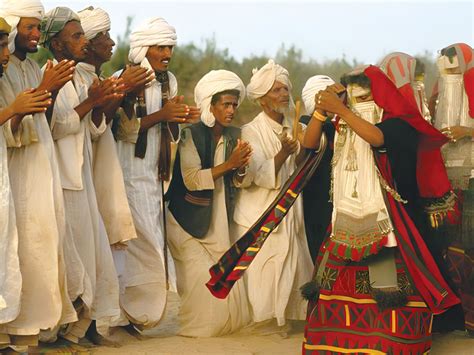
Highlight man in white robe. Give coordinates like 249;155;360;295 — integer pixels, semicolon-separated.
0;0;77;347
0;18;21;350
39;6;123;344
114;17;199;332
76;6;137;249
233;59;313;334
166;70;251;336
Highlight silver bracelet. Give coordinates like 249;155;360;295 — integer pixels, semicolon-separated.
236;166;248;177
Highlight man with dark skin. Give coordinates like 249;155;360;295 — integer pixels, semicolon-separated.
166;70;252;337
0;16;54;351
0;0;78;344
233;60;312;335
76;7;157;340
113;16;200;335
0;19;51;124
40;7;124;346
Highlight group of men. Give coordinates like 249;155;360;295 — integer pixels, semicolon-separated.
0;0;471;353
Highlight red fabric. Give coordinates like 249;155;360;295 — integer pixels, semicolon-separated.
458;43;473;67
465;68;474;118
375;152;460;313
364;65;452;199
303;252;434;355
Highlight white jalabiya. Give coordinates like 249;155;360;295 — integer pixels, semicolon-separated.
0;0;44;53
0;126;21;328
233;112;313;326
49;60;121;338
301;75;335;115
331;101;396;248
128;17;177;64
75;63;136;245
0;55;77;336
115;62;177;328
194;70;245;127
167;130;251;337
77;7;110;40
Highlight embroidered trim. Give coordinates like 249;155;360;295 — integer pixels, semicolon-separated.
184;193;211;207
377;169;408;204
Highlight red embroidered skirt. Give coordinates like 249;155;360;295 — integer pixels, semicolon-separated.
303;250;433;355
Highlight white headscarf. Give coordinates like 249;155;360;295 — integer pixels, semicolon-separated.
246;59;292;100
0;0;44;53
301;75;335;115
128;17;177;64
77;6;110;40
194;70;245;127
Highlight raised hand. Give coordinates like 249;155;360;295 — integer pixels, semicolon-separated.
10;88;52;115
326;83;346;96
280;132;299;155
160;96;200;124
121;65;154;94
441;125;473;143
88;77;124;108
227;139;252;170
38;59;75;93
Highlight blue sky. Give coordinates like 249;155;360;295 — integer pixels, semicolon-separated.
43;0;473;63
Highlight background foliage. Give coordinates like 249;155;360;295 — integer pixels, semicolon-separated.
29;16;439;125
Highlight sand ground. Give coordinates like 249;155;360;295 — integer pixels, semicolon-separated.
29;292;471;355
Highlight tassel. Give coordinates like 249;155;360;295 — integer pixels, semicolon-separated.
158;123;172;181
371;288;408;311
300;281;320;302
345;130;358;171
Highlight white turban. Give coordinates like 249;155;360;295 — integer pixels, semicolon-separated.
194;70;245;127
302;75;335;115
77;6;110;40
246;59;292;101
0;0;44;53
128;17;177;64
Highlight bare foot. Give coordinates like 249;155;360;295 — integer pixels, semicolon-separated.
122;324;148;340
85;331;121;348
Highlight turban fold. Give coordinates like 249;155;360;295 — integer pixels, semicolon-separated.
246;59;291;100
77;6;110;40
194;70;245;127
40;7;80;49
0;18;11;35
0;0;44;53
128;17;177;64
301;75;335;115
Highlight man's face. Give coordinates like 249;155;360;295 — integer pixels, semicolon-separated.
89;31;115;63
146;45;173;72
260;80;290;114
55;20;88;61
0;34;10;76
15;17;41;54
211;94;239;127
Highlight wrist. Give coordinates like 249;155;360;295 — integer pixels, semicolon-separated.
84;96;97;109
311;110;326;122
5;106;16;118
224;160;236;172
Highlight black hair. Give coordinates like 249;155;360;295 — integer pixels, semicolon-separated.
211;89;240;105
440;46;457;59
340;72;371;89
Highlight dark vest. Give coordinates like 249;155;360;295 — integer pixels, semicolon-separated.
167;122;240;238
